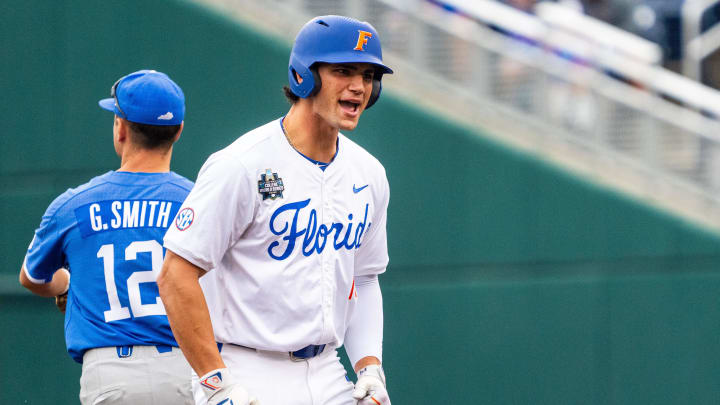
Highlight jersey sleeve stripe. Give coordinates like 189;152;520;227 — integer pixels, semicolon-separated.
23;256;50;284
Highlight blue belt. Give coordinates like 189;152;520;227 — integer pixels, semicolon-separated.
290;344;326;361
221;343;326;361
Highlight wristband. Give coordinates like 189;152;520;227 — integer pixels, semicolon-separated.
357;364;386;386
199;367;234;399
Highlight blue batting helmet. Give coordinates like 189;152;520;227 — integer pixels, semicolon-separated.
288;15;393;109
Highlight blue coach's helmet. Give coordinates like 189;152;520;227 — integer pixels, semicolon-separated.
288;15;393;109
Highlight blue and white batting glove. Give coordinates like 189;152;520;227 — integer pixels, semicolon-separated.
199;368;259;405
352;365;391;405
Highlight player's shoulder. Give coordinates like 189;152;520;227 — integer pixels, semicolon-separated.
339;133;387;176
202;119;280;172
44;171;193;219
217;120;278;159
165;171;194;193
42;171;116;218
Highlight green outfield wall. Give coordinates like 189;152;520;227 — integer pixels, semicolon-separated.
2;1;720;403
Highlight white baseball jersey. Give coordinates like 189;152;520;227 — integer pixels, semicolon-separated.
164;118;389;351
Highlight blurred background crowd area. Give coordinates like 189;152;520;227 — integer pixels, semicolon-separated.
493;0;720;88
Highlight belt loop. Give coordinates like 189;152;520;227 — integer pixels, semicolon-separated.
155;344;173;354
116;345;133;358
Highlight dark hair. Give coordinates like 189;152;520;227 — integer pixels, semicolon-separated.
126;121;181;150
283;85;299;104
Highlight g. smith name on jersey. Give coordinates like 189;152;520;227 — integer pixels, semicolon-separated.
74;200;180;238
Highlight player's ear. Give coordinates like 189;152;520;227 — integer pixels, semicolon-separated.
115;117;129;143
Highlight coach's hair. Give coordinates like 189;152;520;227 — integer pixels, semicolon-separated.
283;85;300;104
126;120;181;150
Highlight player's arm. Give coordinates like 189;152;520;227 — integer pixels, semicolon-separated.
345;274;385;370
345;275;391;404
19;264;69;298
157;249;224;375
346;171;391;403
160;155;258;404
158;250;257;405
21;203;70;299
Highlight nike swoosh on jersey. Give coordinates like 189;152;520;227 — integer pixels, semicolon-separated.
353;184;369;193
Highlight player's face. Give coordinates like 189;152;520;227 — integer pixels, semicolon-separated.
312;63;375;131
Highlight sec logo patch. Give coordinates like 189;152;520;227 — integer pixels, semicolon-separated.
175;208;195;231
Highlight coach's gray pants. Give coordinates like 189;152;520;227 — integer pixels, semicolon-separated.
80;345;193;405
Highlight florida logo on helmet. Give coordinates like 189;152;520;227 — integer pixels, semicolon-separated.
354;30;373;51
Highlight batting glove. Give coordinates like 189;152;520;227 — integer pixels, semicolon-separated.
352;365;391;405
199;368;259;405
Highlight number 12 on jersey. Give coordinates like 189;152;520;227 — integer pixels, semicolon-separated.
97;240;166;322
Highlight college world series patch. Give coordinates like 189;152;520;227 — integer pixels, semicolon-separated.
258;169;285;200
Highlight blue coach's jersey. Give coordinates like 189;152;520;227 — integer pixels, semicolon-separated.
23;171;193;363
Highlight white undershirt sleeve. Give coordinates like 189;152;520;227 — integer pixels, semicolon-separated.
344;274;384;367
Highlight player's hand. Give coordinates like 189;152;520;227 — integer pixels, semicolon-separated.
55;269;70;313
352;365;391;405
199;368;259;405
55;291;68;313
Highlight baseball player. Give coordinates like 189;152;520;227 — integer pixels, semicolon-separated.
19;70;194;404
157;15;393;405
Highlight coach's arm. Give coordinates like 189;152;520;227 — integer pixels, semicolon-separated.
19;265;69;297
157;249;226;376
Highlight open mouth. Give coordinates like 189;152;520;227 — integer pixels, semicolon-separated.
339;100;360;114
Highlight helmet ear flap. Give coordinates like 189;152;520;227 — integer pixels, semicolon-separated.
365;74;383;109
288;61;316;98
288;63;323;99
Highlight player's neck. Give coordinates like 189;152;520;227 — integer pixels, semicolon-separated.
284;105;338;163
117;145;173;173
